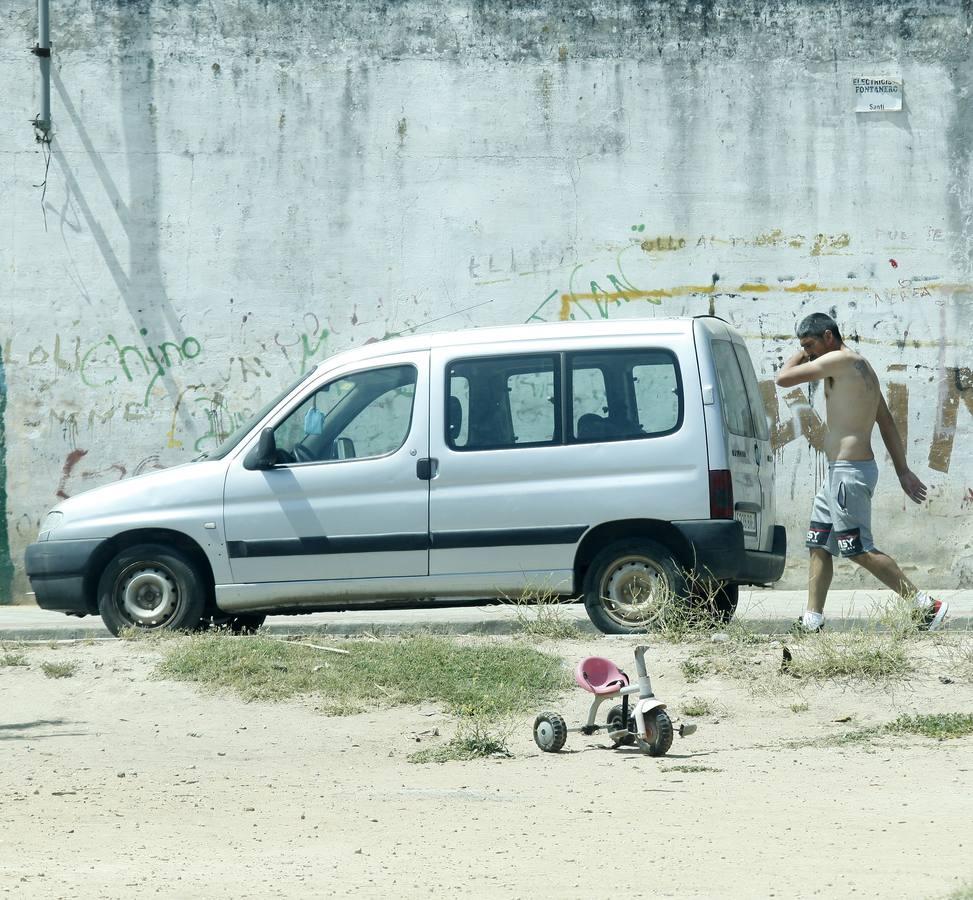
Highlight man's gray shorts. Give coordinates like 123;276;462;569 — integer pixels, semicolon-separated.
805;460;879;558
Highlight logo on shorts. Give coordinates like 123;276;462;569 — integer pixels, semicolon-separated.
835;529;863;556
805;522;832;547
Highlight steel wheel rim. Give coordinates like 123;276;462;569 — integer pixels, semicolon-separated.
118;563;179;627
598;555;670;627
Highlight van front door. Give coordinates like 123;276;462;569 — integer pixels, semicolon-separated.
222;354;430;587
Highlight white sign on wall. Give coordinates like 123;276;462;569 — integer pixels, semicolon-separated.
853;77;902;112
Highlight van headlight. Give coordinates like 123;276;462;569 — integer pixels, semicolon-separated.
38;511;63;542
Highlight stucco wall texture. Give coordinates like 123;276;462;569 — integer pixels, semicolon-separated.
1;1;971;602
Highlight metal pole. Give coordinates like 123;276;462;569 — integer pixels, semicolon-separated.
35;0;51;134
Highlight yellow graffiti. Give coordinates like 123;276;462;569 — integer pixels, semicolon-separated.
557;280;972;320
640;236;687;253
810;232;851;256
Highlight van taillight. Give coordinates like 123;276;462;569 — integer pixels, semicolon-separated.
709;470;733;519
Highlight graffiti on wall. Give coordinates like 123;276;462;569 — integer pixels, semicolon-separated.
517;228;971;475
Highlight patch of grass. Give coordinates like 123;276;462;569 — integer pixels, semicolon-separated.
791;712;973;749
40;660;77;679
156;633;569;718
886;712;973;740
782;630;913;681
506;589;583;641
946;883;973;900
680;658;705;683
790;701;810;713
408;718;513;763
679;697;711;717
665;764;722;774
118;626;186;642
1;652;29;667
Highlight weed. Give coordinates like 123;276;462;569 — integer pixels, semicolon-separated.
932;633;973;682
646;568;738;643
790;701;810;713
680;659;705;683
118;626;186;643
41;661;77;679
1;652;29;667
790;711;973;749
782;630;913;681
664;764;722;774
505;589;583;641
157;633;569;718
680;697;712;717
886;713;973;740
408;718;513;763
946;883;973;900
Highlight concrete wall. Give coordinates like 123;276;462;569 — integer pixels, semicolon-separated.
2;1;971;601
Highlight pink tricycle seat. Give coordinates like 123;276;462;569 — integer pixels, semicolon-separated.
574;656;630;695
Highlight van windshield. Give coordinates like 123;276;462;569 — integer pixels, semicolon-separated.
196;369;319;461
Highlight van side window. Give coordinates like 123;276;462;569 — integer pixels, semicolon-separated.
273;364;417;463
570;350;681;442
447;355;560;450
711;340;754;438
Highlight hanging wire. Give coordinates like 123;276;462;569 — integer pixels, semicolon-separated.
32;129;52;232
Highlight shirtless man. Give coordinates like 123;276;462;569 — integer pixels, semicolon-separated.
775;312;948;632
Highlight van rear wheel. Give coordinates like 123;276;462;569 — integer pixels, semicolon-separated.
97;543;207;637
582;539;687;635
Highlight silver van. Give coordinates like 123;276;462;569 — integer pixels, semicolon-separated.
25;317;786;635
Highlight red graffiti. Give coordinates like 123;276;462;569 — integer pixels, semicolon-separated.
56;449;89;500
889;258;898;268
55;449;135;500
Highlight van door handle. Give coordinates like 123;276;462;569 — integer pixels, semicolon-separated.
416;458;438;480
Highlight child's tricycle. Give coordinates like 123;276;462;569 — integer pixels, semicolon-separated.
533;645;695;756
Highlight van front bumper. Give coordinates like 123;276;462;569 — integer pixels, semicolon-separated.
672;521;786;585
24;539;102;615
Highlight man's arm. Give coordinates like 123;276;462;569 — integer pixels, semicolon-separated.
775;349;844;388
875;392;927;504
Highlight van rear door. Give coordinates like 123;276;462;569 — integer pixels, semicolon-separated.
708;337;766;551
729;340;776;553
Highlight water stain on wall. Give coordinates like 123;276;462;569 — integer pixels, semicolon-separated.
0;346;13;604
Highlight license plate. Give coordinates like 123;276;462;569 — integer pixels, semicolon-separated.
735;510;757;534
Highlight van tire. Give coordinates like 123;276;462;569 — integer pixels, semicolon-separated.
97;543;208;637
582;539;688;634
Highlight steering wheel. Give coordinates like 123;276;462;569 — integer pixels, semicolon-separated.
292;442;315;463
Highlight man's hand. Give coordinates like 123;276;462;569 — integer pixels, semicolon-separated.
898;469;927;504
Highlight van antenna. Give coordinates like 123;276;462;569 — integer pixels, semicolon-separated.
385;299;494;338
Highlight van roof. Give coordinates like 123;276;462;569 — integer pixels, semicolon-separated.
316;315;738;371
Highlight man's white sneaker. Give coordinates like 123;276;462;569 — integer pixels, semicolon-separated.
917;597;948;631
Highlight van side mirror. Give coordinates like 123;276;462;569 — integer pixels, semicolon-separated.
244;427;278;470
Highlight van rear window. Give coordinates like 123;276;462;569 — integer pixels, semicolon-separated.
569;350;681;442
711;340;755;438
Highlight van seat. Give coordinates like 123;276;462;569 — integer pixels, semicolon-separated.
447;396;463;441
577;413;609;440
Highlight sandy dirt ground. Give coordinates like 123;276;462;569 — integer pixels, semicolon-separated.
1;633;972;900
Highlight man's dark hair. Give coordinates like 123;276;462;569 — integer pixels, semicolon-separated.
797;312;842;343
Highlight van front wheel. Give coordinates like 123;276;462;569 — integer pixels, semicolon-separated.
582;539;687;634
97;544;207;637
